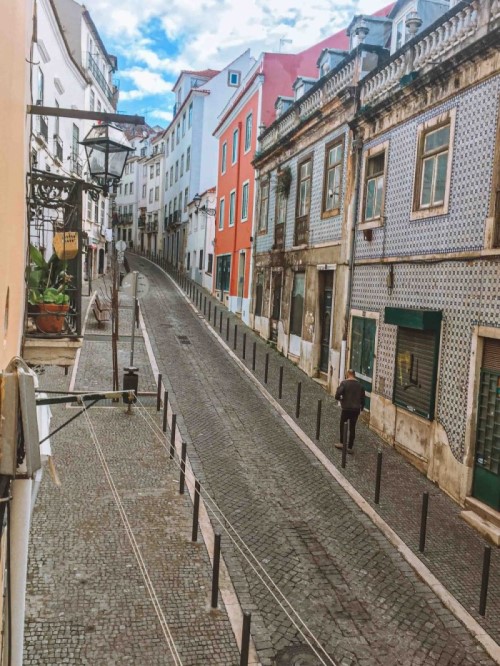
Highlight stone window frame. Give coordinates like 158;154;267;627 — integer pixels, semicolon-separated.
322;137;344;219
296;154;313;220
221;141;227;175
258;178;270;234
411;108;456;221
241;180;250;222
359;140;389;231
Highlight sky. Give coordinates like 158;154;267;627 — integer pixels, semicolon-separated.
83;0;389;128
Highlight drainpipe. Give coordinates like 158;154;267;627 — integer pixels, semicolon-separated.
231;122;243;311
341;130;363;381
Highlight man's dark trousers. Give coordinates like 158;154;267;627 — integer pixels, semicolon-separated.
340;409;360;449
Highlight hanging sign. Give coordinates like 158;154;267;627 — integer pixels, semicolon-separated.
53;231;78;260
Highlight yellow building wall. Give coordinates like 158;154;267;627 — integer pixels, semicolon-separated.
0;0;32;370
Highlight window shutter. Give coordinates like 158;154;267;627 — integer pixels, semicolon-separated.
483;338;500;372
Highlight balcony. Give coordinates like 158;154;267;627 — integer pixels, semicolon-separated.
87;52;115;105
36;115;49;143
138;215;146;229
274;223;284;249
293;215;309;246
117;213;133;226
53;135;63;163
146;220;158;233
70;153;83;178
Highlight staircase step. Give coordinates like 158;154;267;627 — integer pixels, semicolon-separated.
460;510;500;547
464;496;500;528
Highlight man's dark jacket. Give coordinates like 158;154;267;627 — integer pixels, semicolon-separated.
335;379;365;411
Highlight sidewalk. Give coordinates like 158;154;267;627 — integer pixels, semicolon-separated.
134;252;499;655
24;277;241;665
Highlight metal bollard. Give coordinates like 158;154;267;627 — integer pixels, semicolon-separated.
156;374;162;411
374;451;383;505
264;353;269;384
240;612;252;666
208;301;211;321
211;533;221;609
214;305;217;327
242;333;247;359
179;442;187;495
479;545;492;616
279;366;283;399
162;390;168;433
170;413;176;459
226;318;230;341
316;399;322;440
419;492;429;553
204;295;207;315
234;324;238;350
295;381;301;418
219;311;223;334
341;423;348;469
192;479;201;543
252;342;256;372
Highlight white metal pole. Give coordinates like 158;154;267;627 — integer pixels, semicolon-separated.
10;478;32;666
130;271;138;366
339;339;347;384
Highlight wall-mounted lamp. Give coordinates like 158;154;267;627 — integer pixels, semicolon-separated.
193;192;216;216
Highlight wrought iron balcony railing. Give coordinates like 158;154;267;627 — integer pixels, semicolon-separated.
37;115;49;142
87;52;115;104
117;213;133;226
138;216;146;228
70;153;83;177
53;134;63;162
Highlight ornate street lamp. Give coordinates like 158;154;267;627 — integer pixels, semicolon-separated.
193;192;216;216
81;123;132;195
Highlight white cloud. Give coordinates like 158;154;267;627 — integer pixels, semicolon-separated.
149;109;174;123
119;68;174;101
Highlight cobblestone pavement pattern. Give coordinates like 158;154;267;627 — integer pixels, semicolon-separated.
24;280;241;665
129;256;497;666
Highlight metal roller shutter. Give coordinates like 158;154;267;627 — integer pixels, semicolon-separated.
483;338;500;372
394;327;439;419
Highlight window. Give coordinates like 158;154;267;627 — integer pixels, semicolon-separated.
363;151;386;221
231;128;239;164
182;112;186;136
254;273;264;316
186;147;191;171
174;196;178;213
176;124;180;144
171;134;174;151
87;194;92;220
350;316;376;386
141;147;147;157
241;181;249;221
216;255;231;291
180;154;184;176
118;205;122;216
170;166;174;187
124;184;128;195
143;165;147;177
130;162;134;173
156;161;160;176
97;100;101;113
395;17;405;51
179;191;182;213
219;197;225;230
149;189;153;203
155;186;159;201
184;187;189;210
37;67;44;104
221;142;227;174
100;201;104;225
188;102;193;128
290;273;305;337
323;140;343;214
244;113;252;152
199;249;203;270
142;184;146;198
228;70;240;87
229;190;236;227
276;190;287;226
94;200;98;221
90;90;95;111
207;253;213;274
416;124;450;210
150;165;154;179
297;159;312;218
187;252;191;270
258;181;269;231
130;182;134;195
394;328;440;419
175;161;179;182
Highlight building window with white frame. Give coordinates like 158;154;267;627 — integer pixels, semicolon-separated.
231;128;239;165
229;190;236;226
149;189;153;203
219;197;225;230
297;159;312;218
228;70;240;87
363;150;386;221
182;112;186;136
142;184;146;198
188;102;193;128
130;182;134;195
180;154;184;176
258;180;269;232
155;186;159;201
221;142;227;174
150;165;154;179
186;146;191;171
244;113;252;152
241;182;249;221
156;161;160;176
415;122;451;211
184;187;189;210
323;140;343;214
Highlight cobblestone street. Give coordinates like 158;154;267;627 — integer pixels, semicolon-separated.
25;283;241;665
128;254;499;666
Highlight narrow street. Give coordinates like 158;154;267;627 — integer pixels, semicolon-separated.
130;255;494;666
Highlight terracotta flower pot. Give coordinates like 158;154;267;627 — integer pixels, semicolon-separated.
36;303;69;334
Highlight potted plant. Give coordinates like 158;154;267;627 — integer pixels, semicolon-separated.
27;244;72;334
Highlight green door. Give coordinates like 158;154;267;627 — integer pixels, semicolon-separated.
473;367;500;510
350;316;376;409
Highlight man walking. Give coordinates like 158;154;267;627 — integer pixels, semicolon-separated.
334;369;365;453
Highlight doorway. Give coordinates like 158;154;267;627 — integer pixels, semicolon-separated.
237;252;245;313
350;315;376;409
270;271;282;343
473;338;500;510
319;271;334;374
98;248;105;275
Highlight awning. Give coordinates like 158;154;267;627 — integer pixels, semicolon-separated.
384;307;442;331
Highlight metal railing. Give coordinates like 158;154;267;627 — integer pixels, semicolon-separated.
117;213;133;226
70;153;82;177
138;216;146;228
38;115;49;142
274;223;284;249
53;135;63;162
146;220;158;233
87;52;115;104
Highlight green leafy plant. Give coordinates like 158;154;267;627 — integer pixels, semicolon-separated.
27;244;71;306
276;166;292;198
